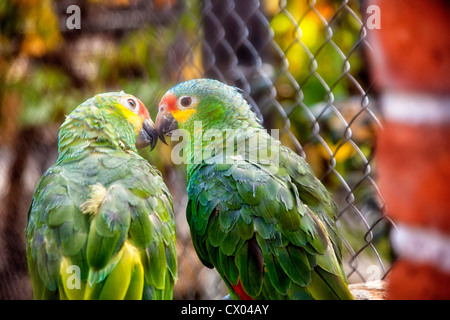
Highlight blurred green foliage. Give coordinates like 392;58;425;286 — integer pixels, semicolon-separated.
0;0;200;170
262;0;377;192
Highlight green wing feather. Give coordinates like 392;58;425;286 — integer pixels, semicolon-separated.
186;131;353;300
26;152;177;300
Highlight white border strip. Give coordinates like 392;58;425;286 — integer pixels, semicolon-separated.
391;223;450;273
381;92;450;124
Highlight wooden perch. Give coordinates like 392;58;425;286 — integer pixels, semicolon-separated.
349;280;386;300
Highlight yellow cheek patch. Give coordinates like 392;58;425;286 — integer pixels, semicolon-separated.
117;104;142;134
171;108;196;124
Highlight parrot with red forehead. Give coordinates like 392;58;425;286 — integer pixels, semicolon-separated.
26;92;177;299
151;79;353;300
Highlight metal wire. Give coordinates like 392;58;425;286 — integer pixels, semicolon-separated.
0;0;393;299
176;0;393;290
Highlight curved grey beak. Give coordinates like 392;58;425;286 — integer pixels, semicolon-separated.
155;108;178;146
135;118;158;150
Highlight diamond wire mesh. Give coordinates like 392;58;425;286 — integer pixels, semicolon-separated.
166;0;394;298
0;0;394;299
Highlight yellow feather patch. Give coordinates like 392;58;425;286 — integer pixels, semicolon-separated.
59;257;86;299
122;241;142;265
172;108;196;124
80;183;107;215
116;104;142;134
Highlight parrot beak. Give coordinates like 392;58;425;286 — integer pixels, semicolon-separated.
155;107;178;146
136;118;158;150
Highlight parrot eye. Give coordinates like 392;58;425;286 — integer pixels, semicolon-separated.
179;96;195;108
127;98;138;111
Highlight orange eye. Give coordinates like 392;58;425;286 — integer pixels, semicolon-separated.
127;98;137;110
180;96;192;107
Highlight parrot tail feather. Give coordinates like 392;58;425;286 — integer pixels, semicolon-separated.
231;281;253;300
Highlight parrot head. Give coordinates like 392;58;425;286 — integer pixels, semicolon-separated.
151;79;260;148
73;91;158;151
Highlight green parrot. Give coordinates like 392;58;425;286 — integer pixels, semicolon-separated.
26;92;177;300
151;79;353;300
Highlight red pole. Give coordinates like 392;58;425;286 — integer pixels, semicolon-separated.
366;0;450;299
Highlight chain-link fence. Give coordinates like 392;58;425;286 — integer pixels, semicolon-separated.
0;0;394;299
